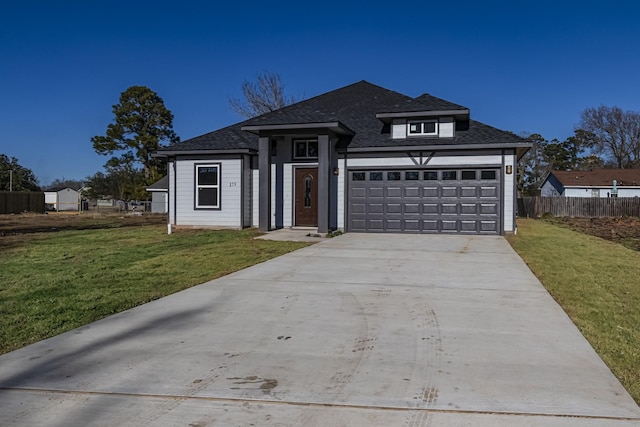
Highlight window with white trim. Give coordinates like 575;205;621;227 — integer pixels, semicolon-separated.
408;120;438;136
195;164;221;209
293;139;318;159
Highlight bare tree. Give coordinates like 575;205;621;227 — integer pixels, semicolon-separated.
229;72;300;118
579;106;640;168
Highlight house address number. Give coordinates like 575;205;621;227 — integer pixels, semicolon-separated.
229;182;237;187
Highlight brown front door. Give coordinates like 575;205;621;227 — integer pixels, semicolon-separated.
294;167;318;227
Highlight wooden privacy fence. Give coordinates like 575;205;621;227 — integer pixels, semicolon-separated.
518;197;640;218
0;191;45;214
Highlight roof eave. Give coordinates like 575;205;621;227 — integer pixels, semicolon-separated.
376;109;470;123
345;142;531;153
241;121;355;136
153;148;257;157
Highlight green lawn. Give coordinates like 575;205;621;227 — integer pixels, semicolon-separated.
507;219;640;404
0;226;309;354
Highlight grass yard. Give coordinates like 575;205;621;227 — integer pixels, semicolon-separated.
0;225;309;354
507;219;640;404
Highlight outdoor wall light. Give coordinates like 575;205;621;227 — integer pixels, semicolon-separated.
506;165;513;175
333;168;340;176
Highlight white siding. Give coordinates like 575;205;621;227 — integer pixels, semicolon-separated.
392;119;406;139
174;159;242;227
271;164;276;226
44;192;57;204
242;156;252;227
283;164;293;227
252;169;259;227
503;154;515;233
540;181;562;197
439;117;454;138
168;161;175;224
562;187;640;198
337;158;346;229
613;188;640;197
347;155;502;168
564;188;591;197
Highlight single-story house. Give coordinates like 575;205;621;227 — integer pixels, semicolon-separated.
146;176;168;214
155;81;530;235
44;187;79;211
540;169;640;198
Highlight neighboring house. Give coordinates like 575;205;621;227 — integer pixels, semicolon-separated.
44;187;79;211
146;176;168;214
155;81;530;235
540;169;640;198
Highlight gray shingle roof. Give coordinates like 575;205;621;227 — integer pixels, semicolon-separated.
146;175;168;191
159;80;523;154
160;121;258;152
378;92;468;114
550;169;640;187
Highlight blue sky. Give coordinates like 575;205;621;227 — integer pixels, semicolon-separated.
1;1;639;185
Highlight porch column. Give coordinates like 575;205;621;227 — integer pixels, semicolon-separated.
259;136;271;232
317;134;330;233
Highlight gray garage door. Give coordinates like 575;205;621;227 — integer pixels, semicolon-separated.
348;169;501;234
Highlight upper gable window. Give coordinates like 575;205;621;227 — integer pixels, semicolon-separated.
294;139;318;159
408;120;438;136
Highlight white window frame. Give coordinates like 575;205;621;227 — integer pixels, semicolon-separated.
194;163;221;210
407;119;438;136
293;139;318;159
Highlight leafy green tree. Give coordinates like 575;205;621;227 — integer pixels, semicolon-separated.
92;86;179;185
85;164;146;201
45;178;85;190
0;154;40;191
542;136;584;172
517;130;601;196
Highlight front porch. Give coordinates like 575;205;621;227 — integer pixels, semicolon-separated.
241;122;353;234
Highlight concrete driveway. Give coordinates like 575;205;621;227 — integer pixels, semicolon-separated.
1;234;639;426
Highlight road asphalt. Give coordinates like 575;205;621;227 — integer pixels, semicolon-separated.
0;233;638;426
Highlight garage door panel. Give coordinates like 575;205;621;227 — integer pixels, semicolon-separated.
404;187;420;197
422;187;438;197
368;219;384;230
423;203;439;214
386;219;402;230
351;187;366;198
460;186;478;197
441;187;457;197
441;220;458;232
461;220;478;232
422;219;439;231
349;168;500;234
352;203;366;214
369;203;384;214
351;219;366;231
386;187;402;198
405;203;420;214
368;187;384;197
480;186;498;198
460;203;478;215
480;220;498;232
386;203;402;214
480;203;498;215
404;220;420;231
441;204;458;214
